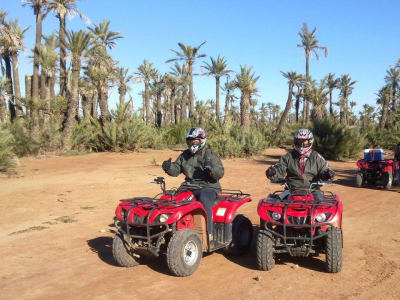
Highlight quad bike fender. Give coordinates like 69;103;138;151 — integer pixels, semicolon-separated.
257;199;271;221
381;164;393;173
164;202;206;225
212;196;252;223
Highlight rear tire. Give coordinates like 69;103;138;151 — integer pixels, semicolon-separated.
355;173;363;187
325;227;342;273
167;229;202;277
224;214;253;256
256;229;275;271
383;171;392;189
112;234;139;267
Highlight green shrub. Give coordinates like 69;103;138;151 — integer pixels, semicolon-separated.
0;126;18;172
312;119;365;160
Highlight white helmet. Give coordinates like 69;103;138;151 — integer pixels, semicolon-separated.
294;128;314;155
186;127;207;154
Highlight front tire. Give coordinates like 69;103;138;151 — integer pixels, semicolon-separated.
256;229;275;271
383;171;392;189
112;234;139;267
224;214;253;256
167;229;202;277
355;173;363;187
325;227;342;273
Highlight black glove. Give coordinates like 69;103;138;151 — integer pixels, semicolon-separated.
162;158;172;172
203;159;213;174
266;167;276;178
320;168;335;181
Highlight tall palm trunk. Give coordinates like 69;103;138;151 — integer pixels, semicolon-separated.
0;92;8;122
25;75;32;117
155;92;162;128
4;56;15;120
63;57;80;150
181;86;188;121
188;63;195;119
240;93;250;132
224;93;230;122
144;79;150;125
58;14;67;97
379;100;389;129
276;83;294;133
305;52;310;122
295;91;301;122
329;90;334;116
91;95;97;117
118;86;126;105
50;76;55;98
98;85;109;125
215;76;221;123
170;88;176;124
82;95;91;120
12;54;24;117
32;11;43;100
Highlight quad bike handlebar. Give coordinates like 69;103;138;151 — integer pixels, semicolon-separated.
270;179;332;192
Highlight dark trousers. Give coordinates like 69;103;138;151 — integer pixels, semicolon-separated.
193;188;218;235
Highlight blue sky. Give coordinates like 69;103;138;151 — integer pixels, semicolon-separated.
4;0;400;115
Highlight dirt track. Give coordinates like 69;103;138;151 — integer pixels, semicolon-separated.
1;148;400;300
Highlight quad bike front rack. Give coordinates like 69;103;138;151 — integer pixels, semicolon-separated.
262;190;338;256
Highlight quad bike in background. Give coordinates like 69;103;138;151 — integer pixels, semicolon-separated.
256;180;343;273
112;177;253;277
356;159;399;189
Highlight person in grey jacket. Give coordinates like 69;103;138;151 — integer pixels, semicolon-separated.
265;128;335;201
161;127;224;239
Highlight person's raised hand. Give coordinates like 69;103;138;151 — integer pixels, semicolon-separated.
162;158;172;172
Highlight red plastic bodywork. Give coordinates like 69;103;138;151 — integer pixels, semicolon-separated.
257;190;343;234
357;159;398;174
115;191;252;230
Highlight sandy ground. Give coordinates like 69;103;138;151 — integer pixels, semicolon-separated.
1;148;400;300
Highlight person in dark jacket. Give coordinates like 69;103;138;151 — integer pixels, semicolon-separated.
161;127;224;240
265;128;335;202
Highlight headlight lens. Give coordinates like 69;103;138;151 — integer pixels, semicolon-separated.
271;212;281;220
159;213;170;222
216;208;226;217
315;213;326;222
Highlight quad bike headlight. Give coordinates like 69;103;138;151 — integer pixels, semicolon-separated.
315;213;327;222
159;213;171;223
271;212;281;220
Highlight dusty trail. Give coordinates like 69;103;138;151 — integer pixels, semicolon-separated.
1;149;399;300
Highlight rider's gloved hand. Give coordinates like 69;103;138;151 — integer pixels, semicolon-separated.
265;167;276;178
203;160;213;174
162;158;172;172
320;168;335;181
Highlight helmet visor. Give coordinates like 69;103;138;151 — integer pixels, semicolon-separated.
295;138;312;148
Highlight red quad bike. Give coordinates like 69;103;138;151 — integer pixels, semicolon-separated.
112;177;253;277
256;181;343;273
356;159;399;189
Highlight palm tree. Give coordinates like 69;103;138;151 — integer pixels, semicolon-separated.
276;71;303;133
201;55;233;122
0;18;29;118
151;74;166;128
63;29;92;150
324;73;339;116
38;34;58;124
166;41;207;119
115;67;133;105
79;76;96;120
221;79;237;122
384;65;400;113
163;74;179;124
135;60;158;125
309;83;329;122
47;0;88;98
377;85;392;130
338;74;357;125
195;100;210;126
22;0;49;102
88;19;121;50
297;23;327;122
169;62;190;121
234;65;259;132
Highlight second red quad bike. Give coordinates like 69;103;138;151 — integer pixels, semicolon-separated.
356;159;399;189
256;180;343;273
112;177;253;277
